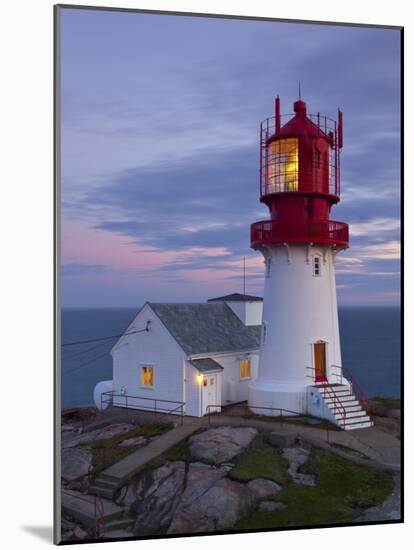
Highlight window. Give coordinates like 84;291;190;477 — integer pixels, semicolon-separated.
313;255;321;276
203;378;208;387
262;322;267;345
141;366;154;387
267;138;299;193
240;358;251;379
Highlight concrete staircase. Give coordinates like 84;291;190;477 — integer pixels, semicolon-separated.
89;423;199;500
62;489;124;529
316;384;374;430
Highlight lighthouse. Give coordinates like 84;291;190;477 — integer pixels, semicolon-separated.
248;95;373;430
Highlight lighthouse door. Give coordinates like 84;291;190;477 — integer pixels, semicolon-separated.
202;375;217;415
314;342;327;383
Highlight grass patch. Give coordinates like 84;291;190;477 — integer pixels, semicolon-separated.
369;397;401;417
234;448;394;530
148;438;193;469
229;435;290;485
82;422;174;473
90;445;141;474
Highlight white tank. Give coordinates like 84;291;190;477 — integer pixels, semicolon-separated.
249;243;342;415
93;380;113;410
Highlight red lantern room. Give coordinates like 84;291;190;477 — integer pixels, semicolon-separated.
251;96;349;249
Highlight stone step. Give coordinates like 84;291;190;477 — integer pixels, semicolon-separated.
343;420;374;431
341;404;363;413
333;410;366;419
99;473;122;485
338;414;371;428
89;485;117;500
94;477;120;490
325;394;358;404
62;489;124;529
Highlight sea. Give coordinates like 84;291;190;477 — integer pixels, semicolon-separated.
61;307;401;409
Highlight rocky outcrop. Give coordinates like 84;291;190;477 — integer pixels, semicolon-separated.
282;447;315;486
168;477;254;533
62;447;93;481
188;427;258;465
63;423;134;448
247;478;282;499
132;461;186;535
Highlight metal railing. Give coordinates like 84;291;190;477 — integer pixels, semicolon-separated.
306;365;346;428
101;391;185;425
251;218;349;248
260;112;340;199
317;383;347;428
331;364;373;418
205;402;302;425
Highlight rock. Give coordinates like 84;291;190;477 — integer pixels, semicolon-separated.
282;447;315;486
177;462;226;511
247;478;282;499
259;501;287;512
133;461;186;535
388;409;401;420
267;432;298;448
292;473;315;486
73;526;89;540
116;474;148;508
189;427;258;464
282;447;310;467
62;447;93;481
118;436;147;447
168;477;254;534
63;423;134;448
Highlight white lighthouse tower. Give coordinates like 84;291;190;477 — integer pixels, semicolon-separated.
248;96;373;430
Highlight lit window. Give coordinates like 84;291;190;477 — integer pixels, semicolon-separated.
267;138;299;193
240;359;251;379
313;255;321;277
141;366;154;387
262;322;267;345
203;378;208;387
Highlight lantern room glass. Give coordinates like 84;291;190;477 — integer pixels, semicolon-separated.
267;138;299;193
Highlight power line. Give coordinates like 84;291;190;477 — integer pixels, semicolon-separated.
62;341;106;361
61;322;150;347
62;349;110;376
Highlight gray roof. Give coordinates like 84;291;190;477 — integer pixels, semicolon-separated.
208;293;263;302
149;302;261;356
189;358;224;373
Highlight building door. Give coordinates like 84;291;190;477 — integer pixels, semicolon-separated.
314;342;327;383
202;374;218;415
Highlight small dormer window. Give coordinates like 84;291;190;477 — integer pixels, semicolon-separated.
313;255;321;277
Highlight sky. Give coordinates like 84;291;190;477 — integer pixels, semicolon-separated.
60;8;401;308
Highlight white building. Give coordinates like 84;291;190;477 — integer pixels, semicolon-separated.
94;293;262;417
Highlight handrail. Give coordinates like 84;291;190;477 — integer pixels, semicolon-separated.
62;489;105;538
331;365;373;418
318;383;347;428
205;402;302;425
101;390;185;424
